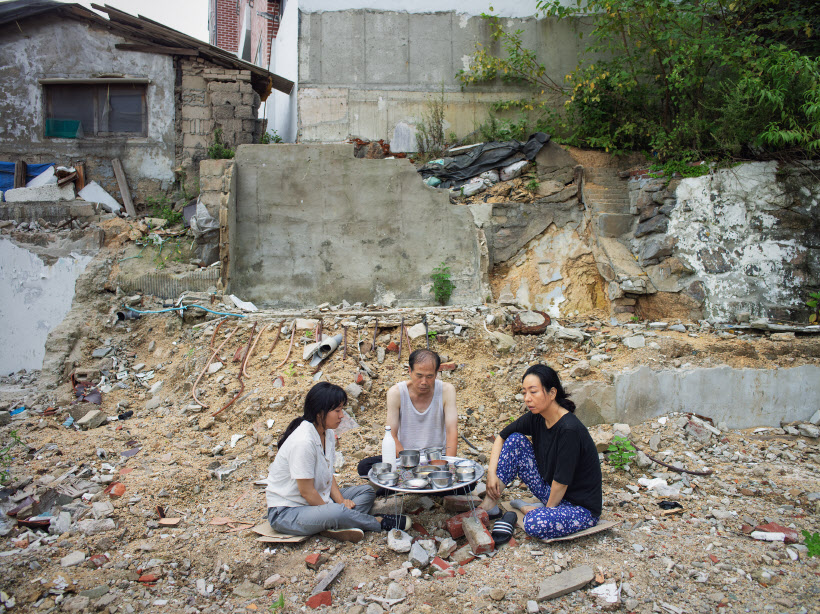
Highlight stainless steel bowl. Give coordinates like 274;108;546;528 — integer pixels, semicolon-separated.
378;472;399;486
454;459;475;469
455;466;475;481
413;465;437;477
371;462;392;475
405;477;429;489
422;447;444;461
430;471;453;488
398;450;420;468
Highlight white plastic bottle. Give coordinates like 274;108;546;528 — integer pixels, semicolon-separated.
381;425;397;471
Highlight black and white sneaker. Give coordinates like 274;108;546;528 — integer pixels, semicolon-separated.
379;514;411;531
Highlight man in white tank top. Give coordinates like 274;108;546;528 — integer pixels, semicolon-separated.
356;349;458;478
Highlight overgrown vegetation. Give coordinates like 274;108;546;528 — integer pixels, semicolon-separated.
803;530;820;558
260;130;283;144
146;195;184;226
607;435;636;471
1;429;22;485
806;291;820;323
416;87;447;159
430;261;456;305
457;0;820;161
208;128;235;160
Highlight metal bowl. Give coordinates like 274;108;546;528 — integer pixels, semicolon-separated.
371;462;392;475
413;465;438;477
455;466;475;481
404;477;429;489
454;459;475;469
429;459;449;470
398;450;420;468
430;471;454;488
422;447;444;461
378;472;399;486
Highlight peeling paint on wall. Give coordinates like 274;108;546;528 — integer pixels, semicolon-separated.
668;162;820;322
0;239;94;375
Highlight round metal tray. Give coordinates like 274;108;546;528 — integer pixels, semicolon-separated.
368;456;484;494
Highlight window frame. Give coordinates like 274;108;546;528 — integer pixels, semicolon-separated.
40;78;151;139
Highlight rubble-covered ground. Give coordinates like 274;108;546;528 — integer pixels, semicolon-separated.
2;268;820;613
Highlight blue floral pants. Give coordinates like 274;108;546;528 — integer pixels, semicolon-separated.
497;433;598;540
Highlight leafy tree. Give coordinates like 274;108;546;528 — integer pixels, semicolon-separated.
457;0;819;160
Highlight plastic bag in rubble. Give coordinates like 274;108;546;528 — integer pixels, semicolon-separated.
189;202;220;265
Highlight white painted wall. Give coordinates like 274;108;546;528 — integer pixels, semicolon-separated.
0;240;94;375
299;0;544;17
267;0;299;142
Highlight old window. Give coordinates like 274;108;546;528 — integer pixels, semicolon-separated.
43;82;147;138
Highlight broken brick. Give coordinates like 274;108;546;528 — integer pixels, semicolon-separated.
105;482;126;498
431;557;450;572
305;591;331;609
446;509;489;539
755;522;799;544
138;573;159;583
411;522;429;536
463;516;495;555
452;545;475;566
386;341;399;353
438;362;456;371
305;553;323;569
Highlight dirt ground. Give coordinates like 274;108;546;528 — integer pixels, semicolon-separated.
1;245;820;613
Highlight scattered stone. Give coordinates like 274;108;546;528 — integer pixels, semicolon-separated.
570;360;591;378
233;579;266;599
77;410;107;430
490;588;506;601
208;362;223;374
527;600;540;613
437;537;458;559
623;335;646;349
613;423;631;437
537;565;595;601
345;383;363;399
77;519;116;535
264;574;283;589
409;541;430;568
798;424;819;438
388;529;413;553
386;582;406;600
451;545;475;566
60;551;86;567
684;420;713;445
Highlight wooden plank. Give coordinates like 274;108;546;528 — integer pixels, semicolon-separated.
57;172;77;187
111;158;137;217
115;43;198;56
75;162;86;191
13;161;26;188
500;501;619;543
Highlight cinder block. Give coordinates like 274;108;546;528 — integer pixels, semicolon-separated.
181;75;207;90
5;183;75;203
181;105;211;120
212;105;235;120
208;81;239;92
239;82;253;93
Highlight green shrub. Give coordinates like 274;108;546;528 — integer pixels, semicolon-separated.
430;262;456;305
1;429;22;485
208;128;235;160
416;86;446;159
260;130;283;144
607;435;636;471
803;530;820;558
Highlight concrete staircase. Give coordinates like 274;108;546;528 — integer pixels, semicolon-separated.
584;167;634;238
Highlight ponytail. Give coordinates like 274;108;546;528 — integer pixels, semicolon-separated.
277;382;348;448
522;364;575;413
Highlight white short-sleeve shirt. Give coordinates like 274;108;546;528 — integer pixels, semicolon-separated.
265;420;335;508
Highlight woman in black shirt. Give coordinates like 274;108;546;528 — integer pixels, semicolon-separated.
480;364;602;539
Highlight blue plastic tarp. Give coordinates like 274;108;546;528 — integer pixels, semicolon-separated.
0;162;55;191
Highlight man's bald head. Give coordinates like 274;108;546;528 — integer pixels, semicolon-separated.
408;349;441;372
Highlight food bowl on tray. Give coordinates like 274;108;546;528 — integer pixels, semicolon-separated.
404;477;429;489
378;472;399;486
413;465;438;477
455;466;475;482
421;447;444;462
371;462;392;476
430;471;454;488
397;450;420;468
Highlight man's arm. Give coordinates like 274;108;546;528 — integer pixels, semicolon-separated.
385;385;404;453
442;381;458;457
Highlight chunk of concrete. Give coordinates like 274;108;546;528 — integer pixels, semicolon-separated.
78;181;121;213
623;335;645;349
5;182;75;203
408;541;430;568
537;565;595;601
77;410;107;430
407;322;427;339
61;551;86;567
387;529;412;553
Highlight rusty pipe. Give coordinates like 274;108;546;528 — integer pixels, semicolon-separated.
212;322;256;418
269;320;283;354
242;323;268;378
272;322;297;372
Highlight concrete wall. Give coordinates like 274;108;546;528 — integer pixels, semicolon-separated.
0;16;176;201
231;144;486;306
571;365;820;429
267;0;300;142
297;9;590;146
0;237;96;375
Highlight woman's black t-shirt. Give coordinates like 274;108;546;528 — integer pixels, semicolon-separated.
499;411;602;517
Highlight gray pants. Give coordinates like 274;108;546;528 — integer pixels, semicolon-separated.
267;484;380;535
